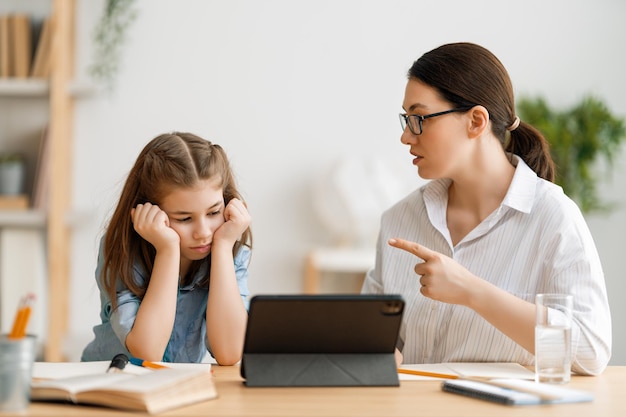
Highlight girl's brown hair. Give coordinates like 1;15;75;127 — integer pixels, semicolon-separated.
102;132;252;308
408;42;555;182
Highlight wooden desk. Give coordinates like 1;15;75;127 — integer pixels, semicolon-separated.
22;365;626;416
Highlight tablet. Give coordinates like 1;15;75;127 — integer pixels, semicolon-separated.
240;294;404;386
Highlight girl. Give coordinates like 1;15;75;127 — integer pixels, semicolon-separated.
361;42;611;375
82;132;252;365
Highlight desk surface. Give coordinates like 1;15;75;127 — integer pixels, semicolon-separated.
23;365;626;416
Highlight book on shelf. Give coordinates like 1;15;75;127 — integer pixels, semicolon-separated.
31;361;217;414
0;14;10;77
30;17;51;78
31;126;49;210
9;14;31;78
0;194;29;210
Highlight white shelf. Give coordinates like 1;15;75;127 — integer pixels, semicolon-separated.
304;247;375;293
308;247;376;273
0;79;48;96
0;209;46;228
0;79;96;98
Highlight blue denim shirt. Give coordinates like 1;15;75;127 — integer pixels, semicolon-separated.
81;239;250;363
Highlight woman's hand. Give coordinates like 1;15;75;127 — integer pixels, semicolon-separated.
131;203;180;251
389;237;537;354
388;238;480;306
213;198;251;248
395;348;403;367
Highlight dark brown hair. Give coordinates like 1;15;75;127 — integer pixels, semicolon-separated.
408;42;555;181
102;132;252;308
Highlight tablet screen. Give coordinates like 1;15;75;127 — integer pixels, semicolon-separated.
242;294;404;355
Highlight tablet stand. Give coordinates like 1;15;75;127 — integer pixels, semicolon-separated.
242;353;399;387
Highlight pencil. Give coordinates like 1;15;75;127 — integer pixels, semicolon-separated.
397;368;459;379
9;293;34;339
129;357;169;369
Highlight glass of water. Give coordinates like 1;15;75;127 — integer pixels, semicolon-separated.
535;293;573;384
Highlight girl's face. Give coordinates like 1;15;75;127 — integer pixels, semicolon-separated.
159;178;225;271
400;79;470;179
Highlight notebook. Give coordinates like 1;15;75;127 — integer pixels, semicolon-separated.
442;378;594;405
240;294;404;387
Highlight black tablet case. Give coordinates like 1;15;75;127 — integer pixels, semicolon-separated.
240;294;404;387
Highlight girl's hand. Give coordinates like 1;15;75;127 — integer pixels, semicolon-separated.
388;238;480;306
131;203;180;251
213;198;251;248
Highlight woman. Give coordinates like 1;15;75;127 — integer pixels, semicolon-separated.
361;42;611;375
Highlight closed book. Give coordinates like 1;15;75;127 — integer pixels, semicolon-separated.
9;14;31;78
31;126;50;210
0;14;10;77
30;17;51;78
0;195;29;210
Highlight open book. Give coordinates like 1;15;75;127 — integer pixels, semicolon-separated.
30;362;216;414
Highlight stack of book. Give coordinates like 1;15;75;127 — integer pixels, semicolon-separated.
0;13;51;79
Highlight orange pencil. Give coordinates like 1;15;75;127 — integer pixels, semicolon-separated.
9;295;27;338
9;293;34;339
129;357;169;369
397;368;459;379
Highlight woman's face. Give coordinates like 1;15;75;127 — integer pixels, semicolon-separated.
400;79;470;180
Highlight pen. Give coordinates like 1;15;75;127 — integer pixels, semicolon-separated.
129;357;169;369
107;353;129;373
397;368;459;379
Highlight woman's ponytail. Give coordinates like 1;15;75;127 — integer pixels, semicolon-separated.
505;121;555;182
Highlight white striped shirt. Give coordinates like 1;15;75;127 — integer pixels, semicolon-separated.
362;156;611;375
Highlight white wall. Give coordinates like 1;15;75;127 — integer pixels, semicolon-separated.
67;0;626;364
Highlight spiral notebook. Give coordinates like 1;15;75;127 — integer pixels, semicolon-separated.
442;378;594;405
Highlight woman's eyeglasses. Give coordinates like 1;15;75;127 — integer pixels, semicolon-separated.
399;107;473;135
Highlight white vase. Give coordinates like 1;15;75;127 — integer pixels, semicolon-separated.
0;160;26;195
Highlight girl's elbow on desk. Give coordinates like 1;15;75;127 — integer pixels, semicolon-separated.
212;350;242;366
125;334;167;362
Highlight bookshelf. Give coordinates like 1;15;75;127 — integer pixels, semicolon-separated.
0;0;75;361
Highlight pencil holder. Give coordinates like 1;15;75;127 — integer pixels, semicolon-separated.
0;334;37;412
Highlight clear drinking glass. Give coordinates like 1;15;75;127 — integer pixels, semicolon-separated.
535;294;573;384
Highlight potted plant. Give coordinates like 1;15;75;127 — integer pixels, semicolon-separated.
89;0;138;92
0;153;26;195
517;95;626;213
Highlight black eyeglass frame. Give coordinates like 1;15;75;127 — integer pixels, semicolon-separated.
399;106;474;135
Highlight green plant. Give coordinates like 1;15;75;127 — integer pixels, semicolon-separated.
0;153;24;163
89;0;138;92
517;95;626;213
